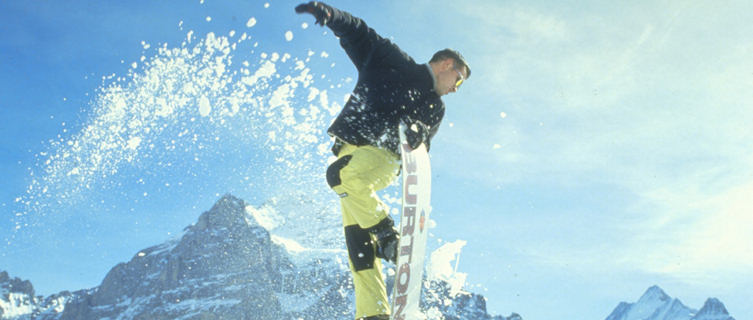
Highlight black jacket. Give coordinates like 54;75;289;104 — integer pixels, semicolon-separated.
325;7;445;155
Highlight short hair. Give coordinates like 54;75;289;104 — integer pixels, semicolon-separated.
430;48;471;79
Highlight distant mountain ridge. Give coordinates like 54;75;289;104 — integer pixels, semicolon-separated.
0;271;88;320
2;195;738;320
605;285;735;320
1;194;518;320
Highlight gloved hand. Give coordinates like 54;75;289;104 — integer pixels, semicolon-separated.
405;121;429;150
369;217;400;264
294;1;333;26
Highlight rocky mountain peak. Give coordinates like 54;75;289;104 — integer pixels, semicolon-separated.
0;271;80;320
191;193;256;232
0;271;34;297
56;194;293;319
692;298;733;320
605;285;737;320
638;285;671;304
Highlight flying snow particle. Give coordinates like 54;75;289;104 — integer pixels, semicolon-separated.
493;144;502;150
264;3;270;8
198;96;211;117
428;240;468;297
246;17;257;28
126;137;142;150
301;22;309;29
205;16;212;22
68;167;80;176
285;31;294;42
500;112;507;118
307;87;320;102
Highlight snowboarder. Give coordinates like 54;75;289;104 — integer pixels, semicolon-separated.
295;2;470;319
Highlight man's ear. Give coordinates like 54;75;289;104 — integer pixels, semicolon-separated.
442;58;455;70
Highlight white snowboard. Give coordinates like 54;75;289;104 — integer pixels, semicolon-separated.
391;123;432;320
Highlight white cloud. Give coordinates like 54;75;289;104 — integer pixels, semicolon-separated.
459;3;569;43
624;177;753;284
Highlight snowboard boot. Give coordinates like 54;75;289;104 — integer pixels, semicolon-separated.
368;217;399;264
357;315;390;320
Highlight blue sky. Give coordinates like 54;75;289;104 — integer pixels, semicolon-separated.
2;1;752;319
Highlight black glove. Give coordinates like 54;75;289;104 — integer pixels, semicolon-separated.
295;1;333;26
405;121;429;150
369;217;400;264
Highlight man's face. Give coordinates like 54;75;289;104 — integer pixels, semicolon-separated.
436;59;468;96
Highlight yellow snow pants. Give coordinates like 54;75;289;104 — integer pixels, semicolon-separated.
326;142;400;319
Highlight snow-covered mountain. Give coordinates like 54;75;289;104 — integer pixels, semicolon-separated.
4;195;737;320
0;271;88;320
606;285;735;320
1;194;517;320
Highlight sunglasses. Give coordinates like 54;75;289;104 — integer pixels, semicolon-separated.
453;66;465;88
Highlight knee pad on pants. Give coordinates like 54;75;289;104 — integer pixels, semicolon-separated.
344;224;375;271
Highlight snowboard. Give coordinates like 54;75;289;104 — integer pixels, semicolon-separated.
391;122;432;320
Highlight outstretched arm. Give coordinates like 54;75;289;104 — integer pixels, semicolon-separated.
295;2;400;72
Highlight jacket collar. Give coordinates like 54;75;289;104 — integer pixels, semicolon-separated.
425;63;438;94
